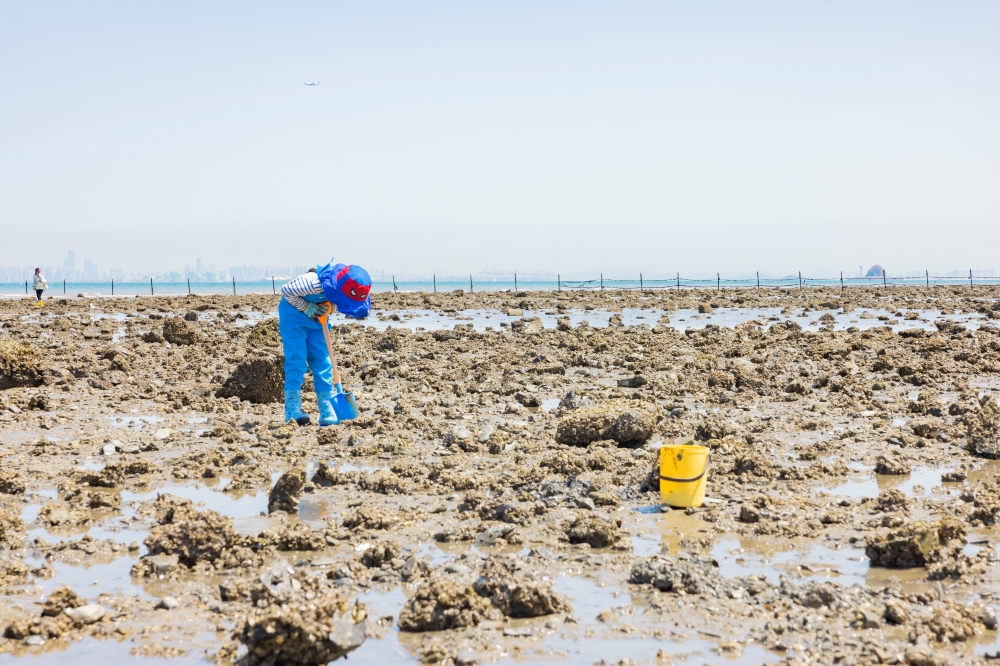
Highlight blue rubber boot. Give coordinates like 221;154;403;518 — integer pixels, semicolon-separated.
316;391;340;427
284;390;310;426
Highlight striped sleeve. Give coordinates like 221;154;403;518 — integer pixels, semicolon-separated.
281;272;324;311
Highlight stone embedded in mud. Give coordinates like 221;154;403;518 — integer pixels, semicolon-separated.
398;577;495;632
875;451;911;475
0;341;44;389
555;400;659;446
0;471;25;495
865;519;965;568
247;317;281;347
41;586;84;616
342;506;397;531
473;556;571;618
256;523;326;551
162;317;201;345
0;508;25;548
139;494;250;570
511;317;544;335
235;562;367;665
630;553;769;599
966;398;1000;458
361;540;401;568
565;512;623;548
216;351;283;404
874;488;910;513
64;604;105;625
37;501;90;527
268;466;305;514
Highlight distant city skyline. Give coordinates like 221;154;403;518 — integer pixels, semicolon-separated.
0;249;996;285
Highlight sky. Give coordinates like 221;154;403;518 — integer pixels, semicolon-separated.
1;1;998;278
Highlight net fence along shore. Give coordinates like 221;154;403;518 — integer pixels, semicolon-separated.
0;271;998;297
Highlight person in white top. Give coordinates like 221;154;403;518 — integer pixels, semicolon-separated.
32;269;47;304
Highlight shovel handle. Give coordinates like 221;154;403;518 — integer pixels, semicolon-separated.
317;309;342;387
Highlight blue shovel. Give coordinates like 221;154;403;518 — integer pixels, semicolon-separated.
318;310;359;420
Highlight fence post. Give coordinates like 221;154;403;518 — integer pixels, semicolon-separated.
558;275;561;292
757;272;760;294
393;276;397;293
63;279;66;295
840;271;843;295
798;271;802;292
112;279;115;296
514;273;517;291
970;270;973;287
150;278;154;296
717;273;720;292
676;273;680;292
272;277;276;295
232;277;236;296
640;273;643;291
883;270;887;288
433;274;436;294
187;278;191;295
470;274;473;294
600;274;603;291
25;281;27;295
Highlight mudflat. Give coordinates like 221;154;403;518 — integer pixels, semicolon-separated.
2;286;1000;665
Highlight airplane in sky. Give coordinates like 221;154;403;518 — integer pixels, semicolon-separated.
304;82;319;86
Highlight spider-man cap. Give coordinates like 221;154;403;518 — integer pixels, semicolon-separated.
319;262;372;319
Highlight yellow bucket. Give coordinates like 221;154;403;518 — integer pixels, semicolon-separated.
660;442;711;508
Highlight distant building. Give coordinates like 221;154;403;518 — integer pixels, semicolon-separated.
865;265;884;277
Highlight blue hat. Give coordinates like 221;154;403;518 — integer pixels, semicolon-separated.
318;263;371;319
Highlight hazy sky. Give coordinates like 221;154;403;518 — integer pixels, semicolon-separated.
1;1;998;277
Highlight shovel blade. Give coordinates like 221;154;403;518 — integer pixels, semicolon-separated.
331;390;359;420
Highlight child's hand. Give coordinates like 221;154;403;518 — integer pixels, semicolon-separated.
303;302;332;319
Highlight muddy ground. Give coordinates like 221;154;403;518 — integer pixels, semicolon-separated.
3;286;1000;665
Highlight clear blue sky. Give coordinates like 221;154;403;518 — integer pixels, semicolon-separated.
1;1;998;277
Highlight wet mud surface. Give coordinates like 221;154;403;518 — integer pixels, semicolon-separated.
3;287;1000;664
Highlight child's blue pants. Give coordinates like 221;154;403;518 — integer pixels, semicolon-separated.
278;297;334;394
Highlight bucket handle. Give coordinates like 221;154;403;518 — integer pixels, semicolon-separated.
659;452;711;484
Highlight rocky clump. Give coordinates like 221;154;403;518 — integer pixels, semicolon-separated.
0;471;25;495
865;519;965;568
630;553;770;598
0;340;44;389
134;495;255;573
0;506;26;547
874;451;911;475
565;513;624;548
216;352;283;404
162;317;201;345
268;466;305;514
41;586;84;616
555;400;660;445
965;397;1000;458
232;560;367;665
473;556;571;618
398;577;496;632
247;317;281;347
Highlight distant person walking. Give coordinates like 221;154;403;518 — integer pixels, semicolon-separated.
32;268;47;305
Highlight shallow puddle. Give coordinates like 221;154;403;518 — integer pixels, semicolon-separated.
821;467;960;499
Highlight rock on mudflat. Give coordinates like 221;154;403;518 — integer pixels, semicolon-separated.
874;451;911;475
268;466;305;514
217;352;284;404
555;400;660;445
162;317;201;345
865;519;965;568
398;577;494;631
65;604;106;624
